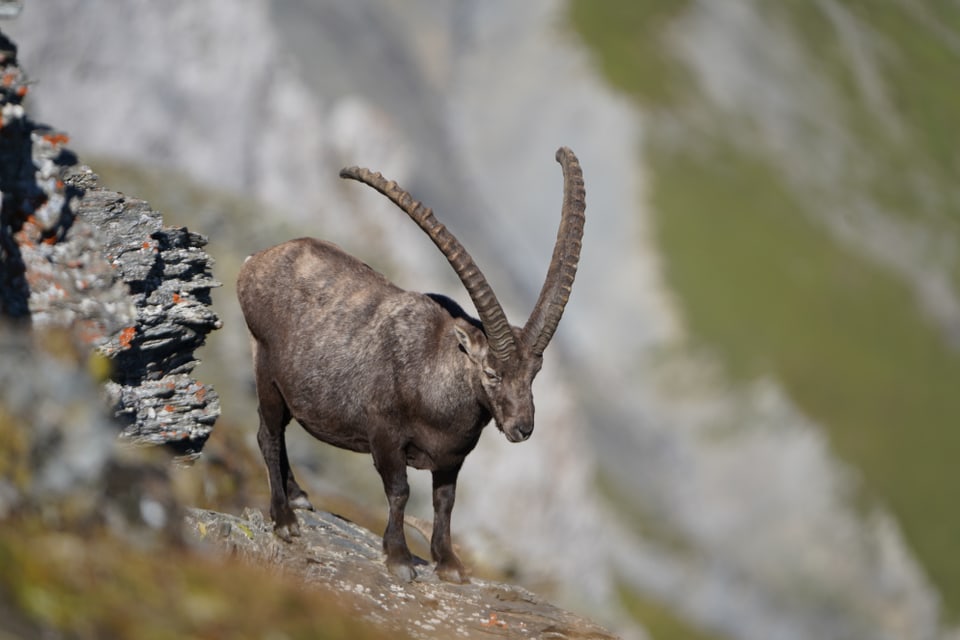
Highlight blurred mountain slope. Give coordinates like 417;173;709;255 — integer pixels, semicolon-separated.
574;0;960;628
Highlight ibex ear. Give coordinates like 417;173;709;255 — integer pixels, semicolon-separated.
454;323;485;363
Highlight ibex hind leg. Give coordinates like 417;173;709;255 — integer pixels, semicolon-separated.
283;442;315;513
253;345;303;541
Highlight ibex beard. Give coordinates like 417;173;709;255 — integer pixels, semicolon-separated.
237;147;585;583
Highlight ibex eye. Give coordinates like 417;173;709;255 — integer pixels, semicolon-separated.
483;368;501;383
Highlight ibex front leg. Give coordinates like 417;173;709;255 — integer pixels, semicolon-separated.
432;465;468;583
371;431;416;581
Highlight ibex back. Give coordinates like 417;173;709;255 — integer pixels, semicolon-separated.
237;147;585;583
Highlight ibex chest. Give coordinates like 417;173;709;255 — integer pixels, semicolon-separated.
404;421;486;471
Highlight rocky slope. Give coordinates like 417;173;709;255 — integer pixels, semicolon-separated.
187;507;617;640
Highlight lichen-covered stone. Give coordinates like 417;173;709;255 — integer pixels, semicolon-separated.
0;27;220;455
69;185;222;454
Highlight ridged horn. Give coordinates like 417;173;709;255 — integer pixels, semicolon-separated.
522;147;586;357
340;166;518;364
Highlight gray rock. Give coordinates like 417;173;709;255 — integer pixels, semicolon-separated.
0;26;221;456
72;185;222;454
186;507;619;640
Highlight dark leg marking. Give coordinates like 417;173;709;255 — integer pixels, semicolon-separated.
371;431;416;581
431;465;468;583
254;346;300;541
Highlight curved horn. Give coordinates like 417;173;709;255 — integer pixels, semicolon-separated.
522;147;586;357
340;166;518;363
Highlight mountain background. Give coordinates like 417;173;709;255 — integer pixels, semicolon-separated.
10;1;960;638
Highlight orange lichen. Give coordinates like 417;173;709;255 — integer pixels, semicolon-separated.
118;326;136;349
163;405;175;413
172;293;182;304
480;613;507;629
42;132;69;145
16;85;28;98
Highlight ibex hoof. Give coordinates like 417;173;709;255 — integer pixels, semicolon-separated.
289;495;315;511
274;521;301;542
435;562;469;584
387;561;416;583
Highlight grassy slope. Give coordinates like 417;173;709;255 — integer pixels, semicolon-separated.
571;0;960;627
0;352;395;640
0;518;395;640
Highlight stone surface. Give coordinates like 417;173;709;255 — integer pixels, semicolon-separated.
71;181;222;454
0;27;220;455
186;507;618;640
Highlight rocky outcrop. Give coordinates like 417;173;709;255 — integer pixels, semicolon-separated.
187;507;618;640
0;29;220;455
68;170;222;455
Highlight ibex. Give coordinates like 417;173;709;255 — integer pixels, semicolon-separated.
237;147;585;583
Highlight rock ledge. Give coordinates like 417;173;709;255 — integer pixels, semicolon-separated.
187;508;618;640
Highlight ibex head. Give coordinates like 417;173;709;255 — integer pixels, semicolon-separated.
340;147;585;443
451;322;541;442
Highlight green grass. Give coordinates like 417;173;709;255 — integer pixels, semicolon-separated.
0;518;398;640
651;140;960;610
615;580;730;640
570;0;960;621
569;0;692;107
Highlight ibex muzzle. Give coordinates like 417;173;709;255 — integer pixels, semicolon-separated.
237;147;585;583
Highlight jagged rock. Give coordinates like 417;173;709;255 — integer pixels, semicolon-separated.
0;31;80;320
71;182;222;454
0;26;220;455
0;28;196;525
186;507;619;640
